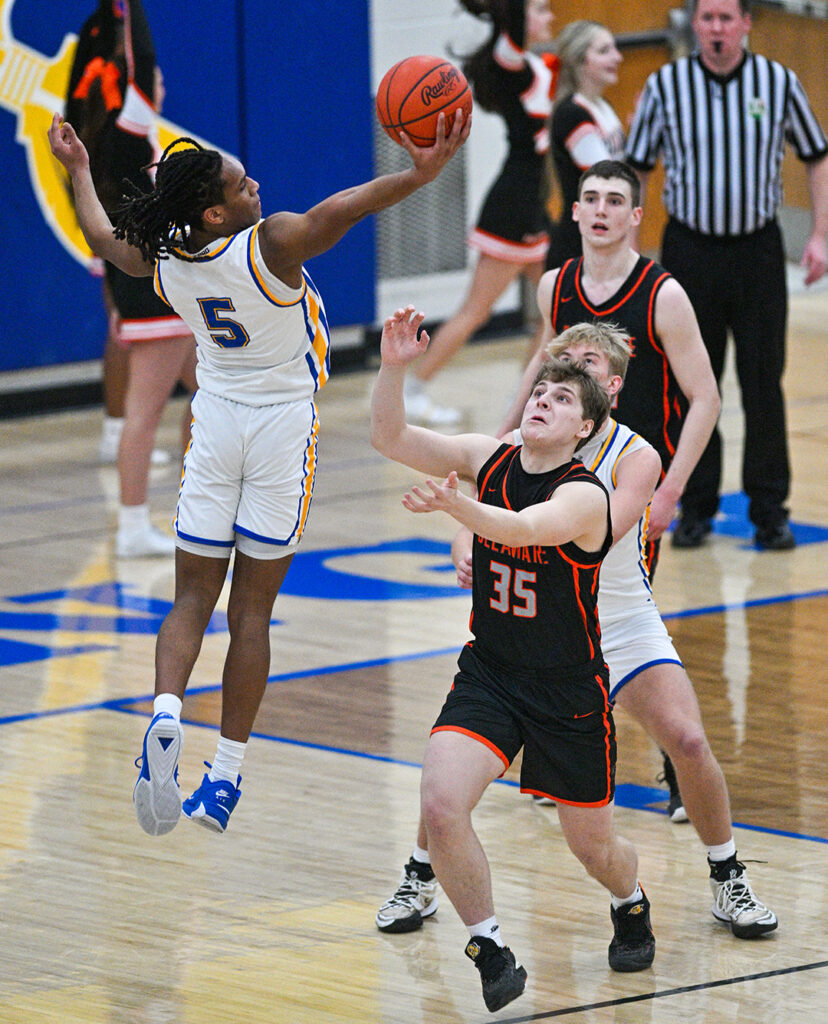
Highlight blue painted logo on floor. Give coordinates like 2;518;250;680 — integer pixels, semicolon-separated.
0;493;823;668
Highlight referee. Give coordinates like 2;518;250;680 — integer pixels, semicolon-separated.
625;0;828;550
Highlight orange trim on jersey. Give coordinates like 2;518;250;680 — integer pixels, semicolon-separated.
550;258;576;325
562;560;595;659
478;445;518;500
574;259;655;317
646;272;677;459
542;465;609;566
429;725;510;774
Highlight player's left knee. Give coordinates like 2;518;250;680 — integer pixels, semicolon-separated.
668;728;710;767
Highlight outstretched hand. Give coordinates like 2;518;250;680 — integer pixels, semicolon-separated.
47;113;89;176
380;305;430;367
398;109;471;184
402;471;460;515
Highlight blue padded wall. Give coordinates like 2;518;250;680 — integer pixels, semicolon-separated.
1;0;374;372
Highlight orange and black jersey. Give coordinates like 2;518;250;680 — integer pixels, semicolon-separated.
470;444;612;674
550;255;687;474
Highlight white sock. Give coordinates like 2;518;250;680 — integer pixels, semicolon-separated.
118;503;151;534
413;844;430;865
469;916;503;947
102;416;124;445
707;839;737;862
611;882;644;909
208;735;246;783
153;693;182;720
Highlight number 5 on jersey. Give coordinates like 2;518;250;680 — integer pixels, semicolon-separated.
489;561;537;618
197;297;250;348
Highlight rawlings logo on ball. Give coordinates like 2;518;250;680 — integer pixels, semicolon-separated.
377;56;472;147
420;69;460;106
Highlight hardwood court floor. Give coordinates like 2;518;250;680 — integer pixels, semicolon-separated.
0;281;827;1023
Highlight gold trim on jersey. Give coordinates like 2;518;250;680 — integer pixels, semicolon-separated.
170;234;237;262
247;223;307;307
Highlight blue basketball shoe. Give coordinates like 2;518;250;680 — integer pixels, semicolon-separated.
183;762;242;833
133;712;183;836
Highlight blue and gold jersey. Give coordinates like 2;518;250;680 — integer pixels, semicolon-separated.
155;221;330;406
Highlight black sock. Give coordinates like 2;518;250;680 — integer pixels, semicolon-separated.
708;854;742;881
407;856;435;882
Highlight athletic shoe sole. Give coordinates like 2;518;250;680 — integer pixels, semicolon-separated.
712;906;778;939
134;716;183;836
608;943;656;971
375;897;438;933
484;964;527;1012
184;806;226;833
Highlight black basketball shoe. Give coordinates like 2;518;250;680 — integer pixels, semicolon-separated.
464;935;527;1012
609;890;656;972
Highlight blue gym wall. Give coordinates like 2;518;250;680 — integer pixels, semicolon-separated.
1;0;375;373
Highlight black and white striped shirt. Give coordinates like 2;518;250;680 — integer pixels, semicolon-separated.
626;52;828;237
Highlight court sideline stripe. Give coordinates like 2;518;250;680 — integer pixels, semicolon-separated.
492;960;828;1022
8;695;823;845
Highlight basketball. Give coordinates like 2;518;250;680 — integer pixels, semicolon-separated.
376;55;472;148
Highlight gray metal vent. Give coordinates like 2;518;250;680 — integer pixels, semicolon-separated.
374;119;468;279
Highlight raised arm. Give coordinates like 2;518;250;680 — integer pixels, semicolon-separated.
610;445;662;545
260;111;470;285
371;306;497;481
47;114;152;276
496;268;559;434
650;278;721;538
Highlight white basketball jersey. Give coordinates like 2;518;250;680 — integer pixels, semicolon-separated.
577;418;655;619
154;221;330;405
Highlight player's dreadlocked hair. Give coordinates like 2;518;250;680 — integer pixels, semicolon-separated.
112;137;225;263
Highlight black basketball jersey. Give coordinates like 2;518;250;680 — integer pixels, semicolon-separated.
550;255;687;473
470;444;612;673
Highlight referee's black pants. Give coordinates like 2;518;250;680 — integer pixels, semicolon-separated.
661;218;790;529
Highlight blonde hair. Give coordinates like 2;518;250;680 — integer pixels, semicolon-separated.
546;321;632;380
554;20;607;98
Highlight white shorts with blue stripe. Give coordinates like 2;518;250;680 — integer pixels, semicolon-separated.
175;388;319;560
600;599;684;699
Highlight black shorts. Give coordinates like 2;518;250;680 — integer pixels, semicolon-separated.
469;155;549;262
105;261;172;320
432;643;616;806
105;261;190;344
